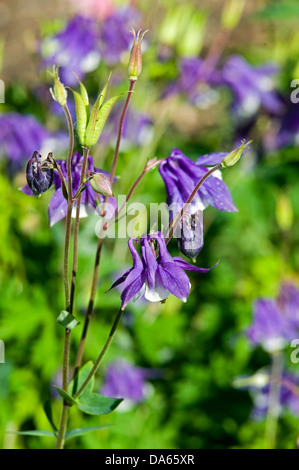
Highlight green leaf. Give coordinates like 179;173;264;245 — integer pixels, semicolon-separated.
68;361;94;397
54;386;77;405
84;74;112;147
68;88;88;145
57;310;80;330
98;72;112;108
65;425;108;441
72;72;89;108
8;430;55;437
77;393;123;416
43;400;58;434
87;94;122;147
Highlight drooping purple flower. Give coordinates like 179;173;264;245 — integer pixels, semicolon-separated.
159;148;237;215
41;15;100;86
0;112;50;171
98;7;141;65
100;360;149;403
26;151;54;196
247;286;299;352
108;231;216;309
23;152;116;226
218;55;283;119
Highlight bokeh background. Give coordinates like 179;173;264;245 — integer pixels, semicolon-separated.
0;0;299;449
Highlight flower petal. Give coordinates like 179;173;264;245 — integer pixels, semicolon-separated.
48;188;68;227
173;257;220;272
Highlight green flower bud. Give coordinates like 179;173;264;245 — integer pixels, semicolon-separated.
128;28;148;81
220;140;252;169
49;66;67;107
90;172;113;197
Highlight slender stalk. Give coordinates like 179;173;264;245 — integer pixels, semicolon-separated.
69;147;90;314
74;81;136;372
265;351;283;449
165;164;221;244
74;307;124;399
110;80;136;184
55;104;74;450
108;158;164;227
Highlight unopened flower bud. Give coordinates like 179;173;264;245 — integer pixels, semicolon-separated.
128;28;148;81
220;140;252;169
90;172;114;197
178;210;204;262
26;151;54;196
49;65;68;107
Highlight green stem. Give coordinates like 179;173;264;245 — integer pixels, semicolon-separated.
74;307;124;399
69;147;90;314
55;104;74;450
265;351;283;449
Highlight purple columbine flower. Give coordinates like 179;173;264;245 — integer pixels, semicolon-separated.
0;112;50;171
247;285;299;352
100;360;149;403
98;7;141;65
108;231;216;309
26;151;54;196
23;152;116;227
41;15;100;86
218;55;283;119
159;148;237;215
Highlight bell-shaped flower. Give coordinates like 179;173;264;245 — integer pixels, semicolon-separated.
159;148;237;215
108;231;217;309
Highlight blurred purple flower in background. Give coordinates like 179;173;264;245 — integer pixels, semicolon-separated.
49;153;116;226
0;112;50;171
247;284;299;352
234;369;299;419
251;373;299;419
264;101;299;151
159;148;237;215
41;15;101;86
101;360;149;403
102;106;153;148
98;7;141;65
166;57;219;108
218;55;283;120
